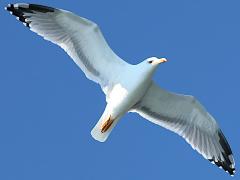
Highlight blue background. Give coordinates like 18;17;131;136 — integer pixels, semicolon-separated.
0;0;239;179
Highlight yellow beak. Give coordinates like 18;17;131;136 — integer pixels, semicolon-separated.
153;58;168;65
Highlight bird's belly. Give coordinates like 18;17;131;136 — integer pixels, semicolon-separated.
107;78;151;118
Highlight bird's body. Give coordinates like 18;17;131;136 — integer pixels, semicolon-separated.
92;59;156;141
6;3;235;176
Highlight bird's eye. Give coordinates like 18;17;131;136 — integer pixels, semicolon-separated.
148;60;153;64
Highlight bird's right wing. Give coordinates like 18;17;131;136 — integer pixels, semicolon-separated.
6;3;130;93
132;82;235;175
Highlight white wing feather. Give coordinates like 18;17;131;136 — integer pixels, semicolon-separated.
6;3;129;93
132;82;235;175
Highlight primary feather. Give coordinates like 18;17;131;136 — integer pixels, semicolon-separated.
5;3;129;94
132;82;235;175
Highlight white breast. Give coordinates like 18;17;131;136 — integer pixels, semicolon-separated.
107;83;129;109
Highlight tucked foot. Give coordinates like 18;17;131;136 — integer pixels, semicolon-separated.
101;115;114;133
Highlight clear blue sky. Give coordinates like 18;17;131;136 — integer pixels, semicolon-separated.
0;0;239;179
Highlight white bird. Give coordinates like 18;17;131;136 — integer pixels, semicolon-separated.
6;3;235;176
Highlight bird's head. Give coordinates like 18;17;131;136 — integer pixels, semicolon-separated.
143;56;167;70
138;57;168;77
146;57;167;66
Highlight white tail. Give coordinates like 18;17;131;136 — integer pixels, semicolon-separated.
91;114;120;142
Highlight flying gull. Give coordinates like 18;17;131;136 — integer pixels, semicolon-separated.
5;3;235;176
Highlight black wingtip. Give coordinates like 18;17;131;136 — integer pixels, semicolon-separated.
6;4;13;12
28;4;55;13
5;4;31;28
209;158;235;176
5;3;56;28
208;130;235;176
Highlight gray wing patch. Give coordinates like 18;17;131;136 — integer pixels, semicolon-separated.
6;3;130;89
6;3;102;81
133;82;235;176
71;37;100;76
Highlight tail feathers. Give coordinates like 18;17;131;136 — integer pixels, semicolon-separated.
91;117;119;142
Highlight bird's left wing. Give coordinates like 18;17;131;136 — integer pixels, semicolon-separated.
6;3;130;93
132;82;235;176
